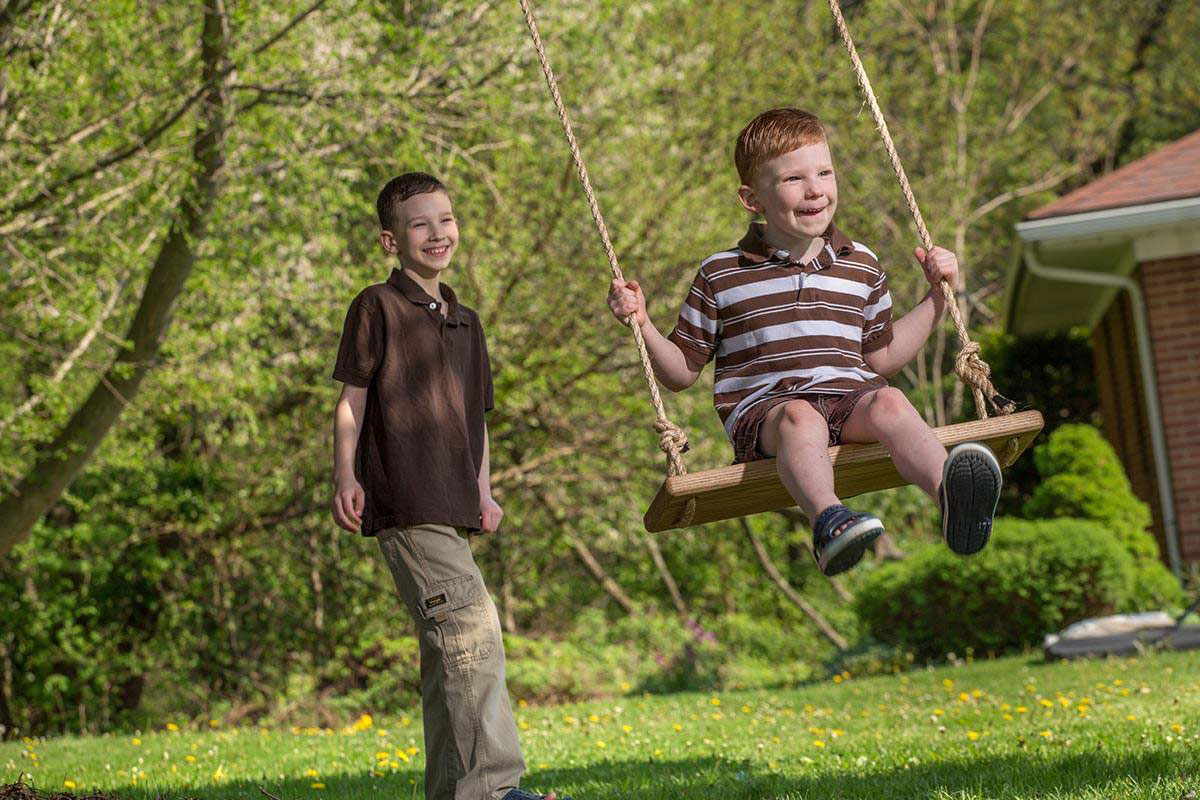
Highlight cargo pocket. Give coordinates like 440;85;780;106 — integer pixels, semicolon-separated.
418;573;497;669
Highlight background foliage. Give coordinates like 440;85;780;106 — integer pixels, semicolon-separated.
2;0;1197;737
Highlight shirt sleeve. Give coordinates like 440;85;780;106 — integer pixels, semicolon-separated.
666;267;720;370
332;291;383;386
862;269;894;354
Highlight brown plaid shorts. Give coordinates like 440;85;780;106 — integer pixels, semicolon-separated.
730;386;882;463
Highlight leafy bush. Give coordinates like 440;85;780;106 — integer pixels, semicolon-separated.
854;518;1135;659
1023;424;1182;610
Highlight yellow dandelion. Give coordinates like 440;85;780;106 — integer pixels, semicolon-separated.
376;751;390;760
304;768;319;777
972;689;983;698
518;699;528;708
1003;714;1013;721
1040;699;1054;708
595;740;606;748
620;681;631;692
396;751;409;762
185;755;196;763
966;731;980;741
673;723;683;732
958;692;970;703
406;746;419;756
710;697;721;706
1039;730;1053;739
401;717;411;726
812;740;826;748
518;720;529;730
1017;706;1029;714
132;738;142;746
588;714;600;723
63;781;77;789
209;719;219;728
1127;715;1137;721
622;724;633;733
1172;723;1184;733
310;783;325;790
710;712;722;720
741;705;752;714
833;675;843;684
932;709;944;717
352;714;374;731
943;679;954;689
166;722;179;732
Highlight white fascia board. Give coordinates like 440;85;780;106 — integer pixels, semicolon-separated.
1015;196;1200;243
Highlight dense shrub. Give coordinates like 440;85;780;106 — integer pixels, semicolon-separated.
854;518;1135;659
1023;424;1182;610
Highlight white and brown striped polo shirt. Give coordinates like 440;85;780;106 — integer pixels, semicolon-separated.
668;222;893;440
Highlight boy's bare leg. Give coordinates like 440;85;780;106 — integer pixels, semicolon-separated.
759;400;840;519
839;387;945;498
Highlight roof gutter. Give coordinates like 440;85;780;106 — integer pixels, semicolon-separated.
1020;250;1183;578
1016;196;1200;243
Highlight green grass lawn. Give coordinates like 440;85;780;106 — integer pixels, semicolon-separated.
4;650;1199;800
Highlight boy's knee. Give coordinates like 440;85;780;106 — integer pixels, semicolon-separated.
865;387;911;420
777;400;824;430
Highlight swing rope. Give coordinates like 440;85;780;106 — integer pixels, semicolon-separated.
517;0;692;485
824;0;1013;420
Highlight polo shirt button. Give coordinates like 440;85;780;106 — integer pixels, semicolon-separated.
428;302;437;310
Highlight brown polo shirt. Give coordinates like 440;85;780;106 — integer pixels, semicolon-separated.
333;268;493;535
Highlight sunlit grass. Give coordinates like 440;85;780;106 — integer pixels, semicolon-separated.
4;650;1198;799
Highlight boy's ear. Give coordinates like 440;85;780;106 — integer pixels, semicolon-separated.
736;184;761;214
379;229;399;254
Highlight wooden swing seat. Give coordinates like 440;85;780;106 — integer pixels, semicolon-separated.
644;410;1044;532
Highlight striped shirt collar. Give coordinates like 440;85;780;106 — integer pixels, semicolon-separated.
736;221;854;270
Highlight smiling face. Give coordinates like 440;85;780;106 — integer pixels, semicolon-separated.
737;140;838;256
379;189;458;278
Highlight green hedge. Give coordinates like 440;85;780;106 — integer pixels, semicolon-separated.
1023;424;1182;610
854;518;1134;659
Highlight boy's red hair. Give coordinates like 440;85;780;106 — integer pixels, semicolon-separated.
735;108;827;185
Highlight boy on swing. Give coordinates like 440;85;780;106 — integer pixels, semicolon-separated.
607;108;1002;576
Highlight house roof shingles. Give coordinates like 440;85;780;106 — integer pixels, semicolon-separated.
1027;127;1200;220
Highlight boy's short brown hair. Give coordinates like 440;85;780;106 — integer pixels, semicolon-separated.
376;172;447;232
735;108;827;185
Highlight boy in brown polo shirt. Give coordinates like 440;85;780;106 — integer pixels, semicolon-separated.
608;108;1003;576
332;173;562;800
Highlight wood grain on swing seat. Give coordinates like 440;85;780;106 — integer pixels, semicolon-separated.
643;410;1044;532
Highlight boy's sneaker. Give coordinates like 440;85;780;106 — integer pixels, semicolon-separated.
940;442;1003;555
502;790;570;800
811;504;885;576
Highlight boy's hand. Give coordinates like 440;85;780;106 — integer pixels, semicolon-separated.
480;495;504;534
332;478;365;533
607;278;648;327
914;246;959;291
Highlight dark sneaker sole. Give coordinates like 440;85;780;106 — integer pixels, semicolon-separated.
814;517;884;576
942;443;1002;555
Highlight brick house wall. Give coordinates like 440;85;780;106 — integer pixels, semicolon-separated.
1140;253;1200;564
1091;289;1164;551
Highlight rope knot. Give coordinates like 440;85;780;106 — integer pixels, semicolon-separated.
654;419;689;457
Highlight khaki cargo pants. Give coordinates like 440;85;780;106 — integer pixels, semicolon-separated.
377;524;525;800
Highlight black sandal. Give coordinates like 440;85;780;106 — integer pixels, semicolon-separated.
940;442;1003;555
812;504;884;576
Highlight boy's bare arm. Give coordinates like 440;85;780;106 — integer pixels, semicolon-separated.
607;278;702;391
478;425;503;533
332;383;367;532
864;247;957;378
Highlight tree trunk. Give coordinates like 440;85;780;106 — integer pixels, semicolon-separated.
0;0;229;557
741;519;848;651
566;533;637;614
644;533;689;618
